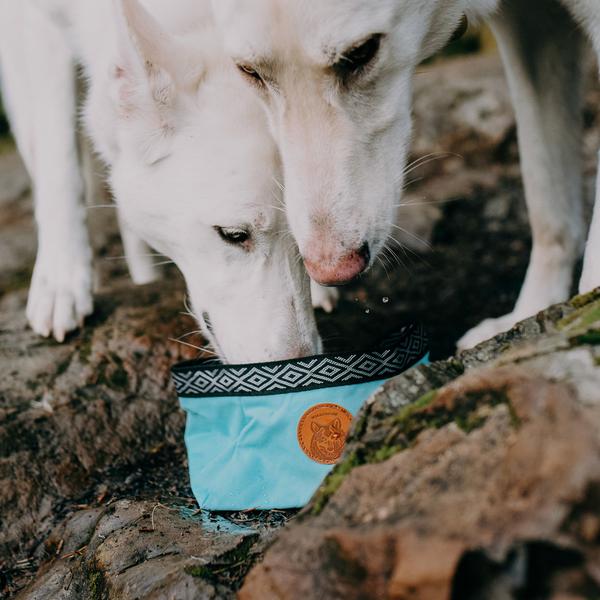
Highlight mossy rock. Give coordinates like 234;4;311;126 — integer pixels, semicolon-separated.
310;380;518;515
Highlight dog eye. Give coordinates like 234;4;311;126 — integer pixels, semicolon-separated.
236;63;265;87
334;34;382;80
215;226;251;246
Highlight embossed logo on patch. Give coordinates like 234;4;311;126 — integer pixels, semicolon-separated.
297;404;353;464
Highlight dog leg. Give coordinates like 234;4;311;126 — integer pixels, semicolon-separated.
310;280;339;313
459;0;585;349
117;212;159;285
579;16;600;293
80;130;158;286
580;150;600;293
0;1;93;341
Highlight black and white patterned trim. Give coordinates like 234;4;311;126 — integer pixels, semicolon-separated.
171;323;428;398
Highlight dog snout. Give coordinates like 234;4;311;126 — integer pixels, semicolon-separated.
263;338;320;361
287;342;319;359
304;242;370;285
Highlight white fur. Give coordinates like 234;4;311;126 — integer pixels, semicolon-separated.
459;0;590;348
0;0;323;362
310;281;339;314
0;1;92;343
580;153;600;294
211;0;600;348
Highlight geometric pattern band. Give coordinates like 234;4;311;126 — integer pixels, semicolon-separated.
172;323;428;398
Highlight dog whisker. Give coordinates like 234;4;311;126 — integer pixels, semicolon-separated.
403;152;452;172
266;204;286;213
398;152;462;183
375;254;391;279
402;176;425;188
175;329;204;340
181;295;200;324
168;338;204;351
169;337;217;356
387;234;432;269
381;244;403;272
394;197;458;208
103;253;167;261
388;223;432;250
151;260;175;267
386;243;412;275
271;176;286;193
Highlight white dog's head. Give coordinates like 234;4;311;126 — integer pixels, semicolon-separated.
91;0;321;363
210;0;498;285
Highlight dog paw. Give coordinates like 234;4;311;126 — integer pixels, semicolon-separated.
457;313;519;350
579;269;599;296
127;253;159;286
26;253;94;342
311;281;339;314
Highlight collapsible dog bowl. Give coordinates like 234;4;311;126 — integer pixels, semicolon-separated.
171;323;429;511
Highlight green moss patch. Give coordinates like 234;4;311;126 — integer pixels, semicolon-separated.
186;535;258;590
391;388;511;443
185;565;215;579
391;389;438;426
85;564;108;600
311;452;361;515
310;384;516;515
559;299;600;333
370;445;404;464
570;331;600;347
569;289;600;310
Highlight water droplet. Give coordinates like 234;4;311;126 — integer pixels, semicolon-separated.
354;297;359;303
382;297;389;304
365;308;371;314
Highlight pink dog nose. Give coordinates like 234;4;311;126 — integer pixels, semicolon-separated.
304;243;370;285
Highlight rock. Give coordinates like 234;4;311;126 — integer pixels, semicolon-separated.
0;280;199;559
240;290;600;599
412;54;516;163
17;500;264;600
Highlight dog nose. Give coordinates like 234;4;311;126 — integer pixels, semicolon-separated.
304;243;370;285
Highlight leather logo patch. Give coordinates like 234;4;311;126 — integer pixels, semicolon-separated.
297;404;353;464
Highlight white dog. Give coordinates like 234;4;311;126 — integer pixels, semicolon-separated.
210;0;600;348
0;0;328;362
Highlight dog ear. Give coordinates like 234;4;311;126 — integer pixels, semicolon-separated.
110;0;202;163
450;15;469;43
112;0;174;111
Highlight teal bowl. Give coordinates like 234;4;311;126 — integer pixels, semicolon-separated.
171;323;429;511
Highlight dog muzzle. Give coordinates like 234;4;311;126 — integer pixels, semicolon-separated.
171;323;429;510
